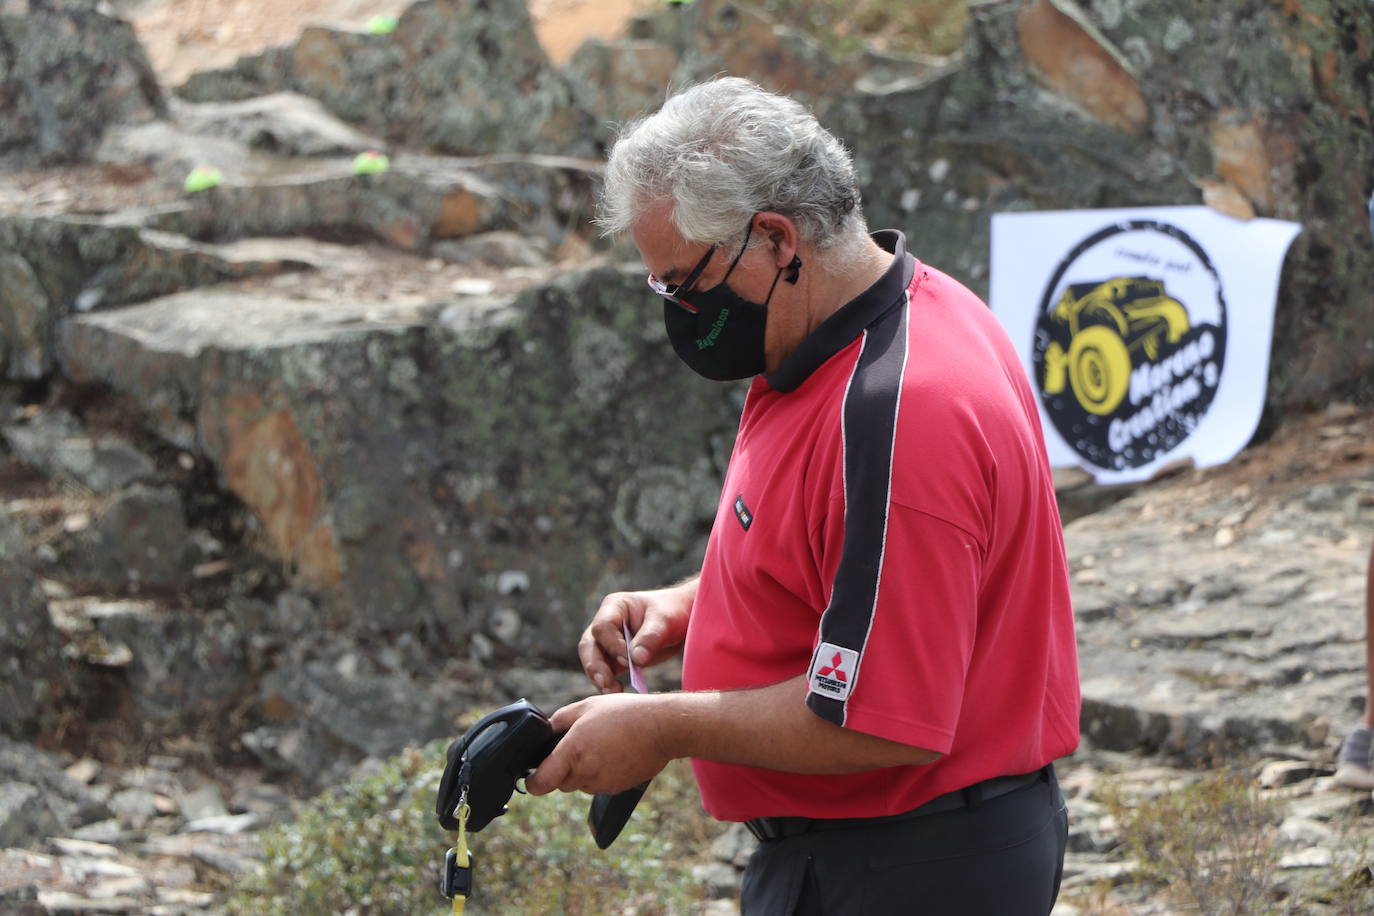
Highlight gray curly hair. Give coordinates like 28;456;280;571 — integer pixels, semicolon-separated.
597;77;868;250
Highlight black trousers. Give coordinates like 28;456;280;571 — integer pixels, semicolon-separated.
740;766;1068;916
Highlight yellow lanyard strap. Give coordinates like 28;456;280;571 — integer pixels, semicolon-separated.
444;801;473;914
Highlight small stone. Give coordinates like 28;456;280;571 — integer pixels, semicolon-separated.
37;891;141;913
710;822;756;868
64;759;100;786
691;862;741;897
60;857;141;882
1288;793;1366;822
87;876;149;900
70;821;132;844
155;889;215;906
1214;527;1236;548
1279;815;1335;846
182;812;261;835
1278;847;1334;869
175;785;228;822
496;570;530;595
107;788;159;827
451;277;497;296
487;607;521;644
1258;760;1323;788
49;838;118;858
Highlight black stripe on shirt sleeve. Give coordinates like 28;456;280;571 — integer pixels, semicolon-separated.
807;295;911;727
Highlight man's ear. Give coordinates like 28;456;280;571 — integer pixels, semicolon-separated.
753;211;800;273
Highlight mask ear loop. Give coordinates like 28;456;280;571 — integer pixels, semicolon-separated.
719;221;756;285
762;254;803;305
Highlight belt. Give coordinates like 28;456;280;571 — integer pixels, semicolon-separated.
744;766;1049;843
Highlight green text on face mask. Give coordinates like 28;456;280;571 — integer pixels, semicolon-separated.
697;308;730;349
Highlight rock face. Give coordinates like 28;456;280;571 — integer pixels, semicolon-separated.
57;269;739;657
559;0;1374;406
1065;408;1374;762
0;509;68;740
0;0;164;164
828;0;1374;409
0;216;310;380
147;154;604;253
178;0;596;158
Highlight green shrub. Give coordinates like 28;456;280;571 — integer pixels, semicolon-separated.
760;0;973;58
1102;767;1282;916
226;743;715;916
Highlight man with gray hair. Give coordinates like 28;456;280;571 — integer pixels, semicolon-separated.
527;77;1080;914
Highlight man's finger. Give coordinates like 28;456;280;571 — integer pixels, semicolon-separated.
525;748;571;796
629;620;666;666
577;630;623;693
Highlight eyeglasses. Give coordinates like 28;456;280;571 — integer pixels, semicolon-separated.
646;221;758;315
646;243;719;314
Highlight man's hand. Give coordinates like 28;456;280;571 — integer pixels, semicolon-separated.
524;694;671;795
525;677;939;800
579;578;697;693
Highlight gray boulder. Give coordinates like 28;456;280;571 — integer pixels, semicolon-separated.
0;0;163;165
178;0;597;158
57;265;741;658
2;408;156;493
169;93;386;158
93;604;246;721
53;485;192;590
0;736;110;841
0;215;312;381
0;508;67;740
93;93;388;186
1068;468;1373;763
144;154;603;253
0;783;59;847
245;661;453;785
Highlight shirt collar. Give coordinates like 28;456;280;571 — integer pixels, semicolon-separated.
765;230;917;393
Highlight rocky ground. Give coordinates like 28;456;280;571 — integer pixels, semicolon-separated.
2;391;1371;914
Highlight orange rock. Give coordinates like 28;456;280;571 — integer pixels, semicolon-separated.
1016;0;1149;134
219;394;343;589
291;27;351;97
1210;112;1298;216
1196;179;1257;221
436;188;487;239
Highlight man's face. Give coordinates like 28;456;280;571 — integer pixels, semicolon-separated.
631;205;805;374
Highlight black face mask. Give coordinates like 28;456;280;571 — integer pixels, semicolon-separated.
661;223;800;381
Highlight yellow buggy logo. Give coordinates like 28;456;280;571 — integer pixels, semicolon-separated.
1031;221;1226;471
1042;276;1191;417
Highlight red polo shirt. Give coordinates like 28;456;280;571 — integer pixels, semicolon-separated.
681;231;1080;821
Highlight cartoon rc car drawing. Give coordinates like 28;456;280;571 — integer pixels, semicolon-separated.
1041;276;1191;415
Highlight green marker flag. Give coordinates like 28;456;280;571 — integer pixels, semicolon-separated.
366;14;399;34
353;151;391;175
183;167;223;193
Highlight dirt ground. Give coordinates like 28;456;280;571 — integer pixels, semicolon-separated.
126;0;655;86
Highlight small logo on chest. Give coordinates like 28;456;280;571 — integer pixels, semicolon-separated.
733;494;753;530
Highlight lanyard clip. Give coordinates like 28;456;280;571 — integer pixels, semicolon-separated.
441;847;475;900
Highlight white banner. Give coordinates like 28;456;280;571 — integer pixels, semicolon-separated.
990;206;1301;485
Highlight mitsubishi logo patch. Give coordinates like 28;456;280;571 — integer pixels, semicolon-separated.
809;643;859;700
733;494;753;530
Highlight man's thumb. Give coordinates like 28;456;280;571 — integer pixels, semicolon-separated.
630;623;665;664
